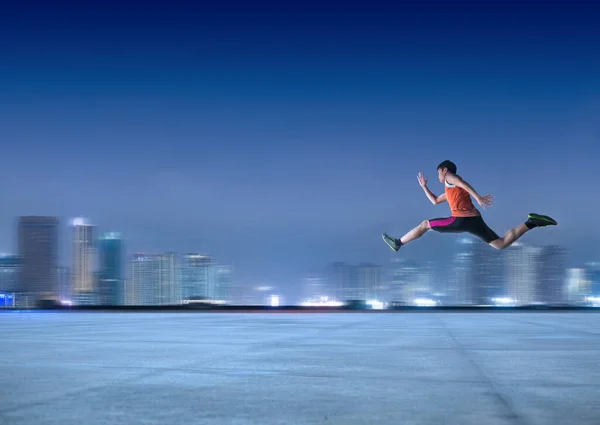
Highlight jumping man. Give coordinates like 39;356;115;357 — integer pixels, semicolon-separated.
382;160;557;252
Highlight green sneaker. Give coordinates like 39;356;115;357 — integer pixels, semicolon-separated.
527;213;557;227
382;233;401;252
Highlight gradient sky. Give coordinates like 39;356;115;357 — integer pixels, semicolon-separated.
1;2;599;296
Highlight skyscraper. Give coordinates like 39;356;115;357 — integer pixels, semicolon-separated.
449;238;477;305
471;241;506;305
57;266;71;302
158;252;179;305
126;252;178;306
99;233;123;306
0;254;20;293
126;253;159;306
71;218;96;305
18;216;59;306
414;260;436;300
327;262;359;302
211;264;232;303
356;263;382;301
585;262;600;297
180;254;211;301
302;276;328;303
565;268;589;305
387;258;419;304
538;245;568;304
505;243;542;305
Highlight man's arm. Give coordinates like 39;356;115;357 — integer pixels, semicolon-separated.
417;172;447;205
445;173;494;208
423;186;447;205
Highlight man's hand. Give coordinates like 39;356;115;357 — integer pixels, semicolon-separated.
476;194;495;209
417;172;428;187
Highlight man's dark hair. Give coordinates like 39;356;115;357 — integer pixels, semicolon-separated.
437;160;457;174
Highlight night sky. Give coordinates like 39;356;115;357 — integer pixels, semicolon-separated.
1;2;599;296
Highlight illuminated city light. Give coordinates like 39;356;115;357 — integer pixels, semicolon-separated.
71;217;89;226
367;300;384;310
300;296;343;307
414;298;436;307
492;297;515;306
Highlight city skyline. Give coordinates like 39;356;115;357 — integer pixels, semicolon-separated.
1;3;600;290
1;213;598;307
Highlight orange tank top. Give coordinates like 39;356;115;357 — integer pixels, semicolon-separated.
444;181;480;217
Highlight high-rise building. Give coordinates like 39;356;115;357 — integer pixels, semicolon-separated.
505;243;542;305
413;260;437;300
449;238;477;305
126;252;178;306
302;276;329;303
126;253;159;306
566;268;590;305
211;264;232;302
387;258;419;304
356;263;381;301
180;254;211;301
158;252;179;305
585;262;600;297
18;216;59;306
327;262;359;302
538;245;568;304
0;254;20;293
98;233;124;305
471;241;506;305
57;266;71;302
71;218;96;305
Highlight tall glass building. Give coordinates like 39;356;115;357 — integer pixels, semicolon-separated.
71;218;96;306
99;233;123;305
0;254;20;293
126;252;178;306
180;254;211;301
18;216;59;306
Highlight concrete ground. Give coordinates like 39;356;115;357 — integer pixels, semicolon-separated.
1;311;600;425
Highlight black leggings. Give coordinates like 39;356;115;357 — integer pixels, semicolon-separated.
428;215;500;244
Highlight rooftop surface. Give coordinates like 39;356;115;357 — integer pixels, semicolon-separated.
1;311;599;425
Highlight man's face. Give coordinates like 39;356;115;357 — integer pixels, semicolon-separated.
437;167;447;183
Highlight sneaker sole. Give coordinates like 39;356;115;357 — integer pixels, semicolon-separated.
528;213;557;225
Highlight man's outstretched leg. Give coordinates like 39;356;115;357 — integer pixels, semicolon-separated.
489;213;557;250
382;219;431;252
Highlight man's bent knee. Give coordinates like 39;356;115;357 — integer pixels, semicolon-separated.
489;239;505;250
421;220;431;230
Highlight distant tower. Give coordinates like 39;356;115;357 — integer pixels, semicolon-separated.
327;262;358;302
388;258;419;304
18;216;59;306
505;243;542;305
71;218;96;305
180;254;212;301
302;276;328;303
585;262;600;297
449;238;476;305
158;252;179;305
126;252;179;306
538;245;568;304
99;233;124;305
356;263;381;301
0;254;20;293
126;253;158;306
471;240;506;305
57;266;71;302
565;268;589;305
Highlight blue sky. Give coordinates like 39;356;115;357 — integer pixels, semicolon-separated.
1;2;599;294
